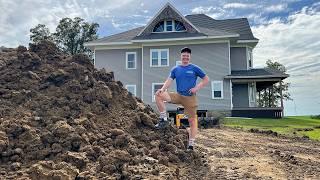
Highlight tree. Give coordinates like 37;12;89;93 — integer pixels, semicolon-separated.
29;17;99;58
53;17;99;56
257;60;292;107
30;24;53;44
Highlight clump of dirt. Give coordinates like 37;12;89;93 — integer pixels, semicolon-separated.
249;128;278;136
0;41;208;179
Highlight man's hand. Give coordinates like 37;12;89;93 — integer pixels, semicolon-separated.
189;87;199;95
155;88;164;96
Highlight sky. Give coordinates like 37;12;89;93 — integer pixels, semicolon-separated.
0;0;319;116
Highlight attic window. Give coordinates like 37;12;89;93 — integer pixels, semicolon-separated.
153;20;186;32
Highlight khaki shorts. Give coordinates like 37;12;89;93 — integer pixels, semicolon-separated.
168;92;198;118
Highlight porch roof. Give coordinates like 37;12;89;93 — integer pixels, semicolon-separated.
225;68;289;80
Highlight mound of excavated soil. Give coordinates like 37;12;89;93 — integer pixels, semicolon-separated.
0;41;208;179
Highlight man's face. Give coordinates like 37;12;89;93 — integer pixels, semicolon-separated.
180;52;191;65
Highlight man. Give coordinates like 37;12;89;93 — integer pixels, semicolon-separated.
154;47;209;150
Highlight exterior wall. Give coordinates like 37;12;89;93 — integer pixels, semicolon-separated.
95;48;142;98
142;42;231;111
230;47;247;70
232;83;249;107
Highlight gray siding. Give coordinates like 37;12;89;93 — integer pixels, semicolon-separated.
230;47;247;70
95;48;142;98
232;83;249;107
142;43;231;111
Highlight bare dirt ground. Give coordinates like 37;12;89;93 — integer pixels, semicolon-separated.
1;41;319;179
194;127;320;179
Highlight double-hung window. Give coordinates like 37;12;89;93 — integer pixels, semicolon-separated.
126;52;136;69
125;85;136;96
150;49;169;67
212;81;224;99
247;48;253;69
152;83;164;102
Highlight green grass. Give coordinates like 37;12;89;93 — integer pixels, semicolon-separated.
221;116;320;140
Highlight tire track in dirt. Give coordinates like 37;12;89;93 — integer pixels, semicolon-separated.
195;127;320;179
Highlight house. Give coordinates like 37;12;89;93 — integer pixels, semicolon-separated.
84;3;289;118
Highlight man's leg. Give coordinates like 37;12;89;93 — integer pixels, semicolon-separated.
154;92;173;129
188;117;197;148
155;91;171;115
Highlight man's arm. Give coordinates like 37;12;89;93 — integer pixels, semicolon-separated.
190;75;209;94
155;78;173;96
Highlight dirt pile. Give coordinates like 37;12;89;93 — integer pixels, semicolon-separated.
0;41;208;179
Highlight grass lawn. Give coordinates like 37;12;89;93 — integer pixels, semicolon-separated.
221;116;320;140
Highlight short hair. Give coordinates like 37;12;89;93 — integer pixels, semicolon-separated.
180;47;191;54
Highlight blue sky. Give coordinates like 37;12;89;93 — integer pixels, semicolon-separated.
0;0;319;115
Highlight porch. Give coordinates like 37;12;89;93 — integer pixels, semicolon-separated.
225;68;289;118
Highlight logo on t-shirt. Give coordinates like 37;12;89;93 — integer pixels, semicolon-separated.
186;70;194;74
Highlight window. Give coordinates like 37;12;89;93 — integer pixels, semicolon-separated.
176;61;182;66
247;48;253;69
150;49;169;67
152;83;164;102
125;85;136;96
175;21;186;31
248;82;256;107
211;81;223;99
166;20;173;31
153;20;186;32
126;52;136;69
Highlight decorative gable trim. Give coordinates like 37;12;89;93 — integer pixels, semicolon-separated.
137;2;200;36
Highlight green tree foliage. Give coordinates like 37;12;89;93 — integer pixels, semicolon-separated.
29;17;99;58
257;60;292;107
30;24;53;43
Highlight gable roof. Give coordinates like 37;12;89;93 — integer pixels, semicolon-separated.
185;14;258;40
137;2;200;36
85;5;258;46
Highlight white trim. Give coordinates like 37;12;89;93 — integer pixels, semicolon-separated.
150;48;169;67
248;82;256;107
228;40;231;74
125;84;137;96
132;34;239;43
211;81;224;99
95;45;141;50
152;83;164;102
226;75;288;79
141;45;144;100
137;2;200;36
87;39;230;48
142;39;229;46
237;39;259;43
125;52;137;69
230;80;233;109
247;46;253;69
84;41;133;46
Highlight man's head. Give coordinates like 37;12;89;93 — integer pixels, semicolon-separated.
180;47;191;65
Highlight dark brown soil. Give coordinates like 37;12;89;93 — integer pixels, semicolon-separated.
0;41;208;179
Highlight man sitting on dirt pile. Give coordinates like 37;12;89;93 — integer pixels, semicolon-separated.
154;47;209;150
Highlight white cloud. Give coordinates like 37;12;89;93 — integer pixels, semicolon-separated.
265;4;287;12
0;0;139;47
223;3;256;9
191;6;213;14
252;3;320;115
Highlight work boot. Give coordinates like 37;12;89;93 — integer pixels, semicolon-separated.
155;118;170;129
187;145;194;151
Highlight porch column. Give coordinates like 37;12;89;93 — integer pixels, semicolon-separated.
279;81;284;117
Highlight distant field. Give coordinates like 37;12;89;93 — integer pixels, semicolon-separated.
221;116;320;140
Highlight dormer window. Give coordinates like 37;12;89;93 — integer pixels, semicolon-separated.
153;20;186;33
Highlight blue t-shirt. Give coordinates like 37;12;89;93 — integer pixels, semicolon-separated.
169;63;206;96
